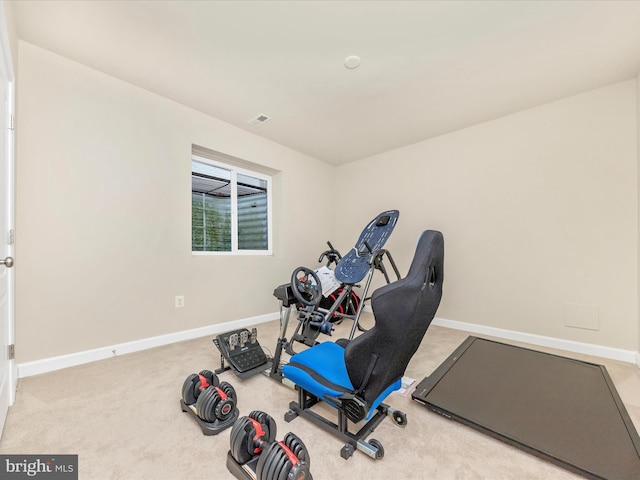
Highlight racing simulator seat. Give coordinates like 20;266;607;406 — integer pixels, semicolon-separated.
282;230;444;460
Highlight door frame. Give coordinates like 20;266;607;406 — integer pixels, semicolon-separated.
0;1;16;407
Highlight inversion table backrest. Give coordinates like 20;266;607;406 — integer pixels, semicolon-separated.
334;210;399;285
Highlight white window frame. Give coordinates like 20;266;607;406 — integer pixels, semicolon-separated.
192;154;273;256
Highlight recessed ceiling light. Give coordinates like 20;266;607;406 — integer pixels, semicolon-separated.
344;55;361;69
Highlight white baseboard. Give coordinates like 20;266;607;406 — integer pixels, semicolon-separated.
18;312;639;377
17;312;279;378
432;317;639;365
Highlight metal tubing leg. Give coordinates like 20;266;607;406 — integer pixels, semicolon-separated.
349;269;375;339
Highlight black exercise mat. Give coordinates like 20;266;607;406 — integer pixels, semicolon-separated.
412;336;640;480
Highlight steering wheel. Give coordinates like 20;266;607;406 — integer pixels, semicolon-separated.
290;267;322;307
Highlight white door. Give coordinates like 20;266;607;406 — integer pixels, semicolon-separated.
0;4;15;438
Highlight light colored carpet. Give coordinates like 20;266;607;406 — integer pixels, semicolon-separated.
1;314;639;480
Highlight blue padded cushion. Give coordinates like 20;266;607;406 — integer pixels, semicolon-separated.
282;342;354;400
282;342;402;420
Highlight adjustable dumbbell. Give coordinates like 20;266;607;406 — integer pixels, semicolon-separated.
255;432;311;480
228;411;311;480
181;369;238;423
229;411;277;465
181;369;217;405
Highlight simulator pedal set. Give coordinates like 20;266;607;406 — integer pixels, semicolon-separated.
213;327;271;378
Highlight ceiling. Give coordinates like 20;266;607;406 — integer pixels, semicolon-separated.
13;1;640;166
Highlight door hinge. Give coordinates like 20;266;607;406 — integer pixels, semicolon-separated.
8;114;14;130
8;344;14;360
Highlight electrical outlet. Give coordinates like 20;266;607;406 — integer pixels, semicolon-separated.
175;295;185;308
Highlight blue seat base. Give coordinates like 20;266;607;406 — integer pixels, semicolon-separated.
281;340;405;460
282;342;353;402
282;342;401;421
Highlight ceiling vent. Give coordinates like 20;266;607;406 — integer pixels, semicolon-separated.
248;113;271;127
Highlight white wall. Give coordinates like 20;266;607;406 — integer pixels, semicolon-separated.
14;38;640;364
15;41;335;363
1;1;17;69
335;80;639;351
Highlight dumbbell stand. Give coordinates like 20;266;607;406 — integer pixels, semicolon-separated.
180;399;239;436
226;451;259;480
226;451;313;480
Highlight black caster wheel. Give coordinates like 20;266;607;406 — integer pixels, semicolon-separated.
340;443;355;460
392;410;408;427
369;439;384;460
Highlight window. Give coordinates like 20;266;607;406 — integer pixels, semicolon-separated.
192;153;272;254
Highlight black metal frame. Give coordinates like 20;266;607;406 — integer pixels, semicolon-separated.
316;249;400;341
284;386;395;460
271;248;401;373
